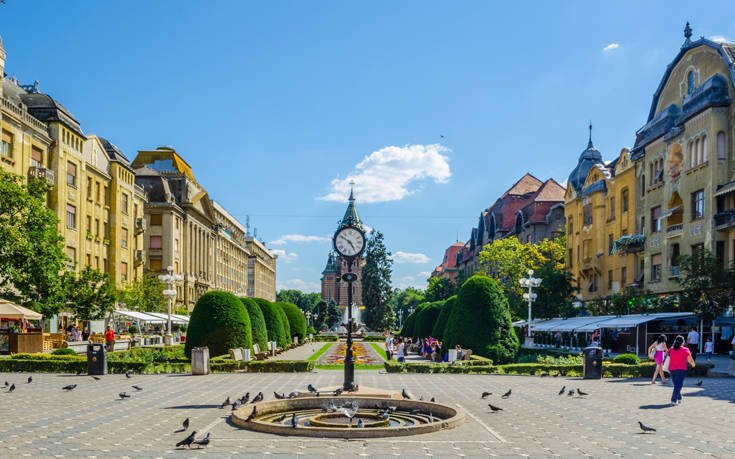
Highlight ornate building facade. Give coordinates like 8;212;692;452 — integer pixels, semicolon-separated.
321;190;365;307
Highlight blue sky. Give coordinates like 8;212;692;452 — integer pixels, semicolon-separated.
2;1;734;293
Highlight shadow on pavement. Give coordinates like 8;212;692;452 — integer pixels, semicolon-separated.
165;404;221;409
639;404;674;410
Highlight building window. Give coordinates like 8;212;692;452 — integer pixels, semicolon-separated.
133;204;138;218
651;254;662;282
568;249;573;267
608;234;614;254
691;189;704;220
174;261;179;273
174;238;179;252
607;270;613;290
621;188;629;213
688;71;695;95
641;175;646;196
31;146;43;167
717;131;726;160
609;197;616;220
700;136;706;164
95;219;100;237
567;217;573;236
86;215;91;233
149;236;163;249
86;177;92;198
150;214;163;225
103;221;109;239
582;240;590;260
86;253;91;266
651;206;662;233
66;161;77;187
104;186;110;206
150;258;163;272
583;204;592;225
121;193;129;214
121;262;128;282
621;267;627;287
121;227;128;248
95;182;101;202
95;256;99;269
65;246;76;263
0;131;12;158
66;204;76;229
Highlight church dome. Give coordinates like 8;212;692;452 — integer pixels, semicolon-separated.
567;126;603;193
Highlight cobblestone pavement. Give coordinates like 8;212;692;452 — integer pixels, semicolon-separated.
1;371;733;458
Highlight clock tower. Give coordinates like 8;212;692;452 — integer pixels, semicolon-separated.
320;187;366;307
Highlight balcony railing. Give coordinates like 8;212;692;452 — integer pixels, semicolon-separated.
666;224;683;235
28;166;55;185
2;96;48;132
714;210;735;229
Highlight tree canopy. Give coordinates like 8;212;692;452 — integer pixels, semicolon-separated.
116;272;166;312
677;248;735;320
326;298;342;330
425;277;456;302
276;289;321;313
64;266;117;322
361;230;394;331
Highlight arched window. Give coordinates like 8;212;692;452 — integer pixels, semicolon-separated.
609;197;616;220
515;213;523;234
568;217;573;236
621;188;629;213
717;131;725;160
688;71;695;95
689;141;694;168
701;135;707;163
695;138;701;165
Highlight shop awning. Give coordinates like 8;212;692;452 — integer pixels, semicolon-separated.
0;300;43;320
661;205;682;218
112;310;166;324
144;312;189;324
714;180;735;197
595;312;695;329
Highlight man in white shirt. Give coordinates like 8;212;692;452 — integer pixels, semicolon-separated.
687;327;700;360
385;332;394;361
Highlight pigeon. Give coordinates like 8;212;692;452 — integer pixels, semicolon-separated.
245;406;258;422
125;371;132;379
132;385;143;391
388;406;397;413
501;389;511;399
288;391;298;399
558;386;566;395
357;419;364;428
3;381;7;386
91;376;100;381
402;388;410;399
62;384;77;391
27;376;32;384
307;384;317;393
252;392;264;403
175;431;196;448
220;396;231;408
410;409;422;415
193;432;210;448
274;413;287;423
419;395;424;401
291;413;297;428
76;370;82;376
240;393;250;405
380;411;390;420
577;389;588;397
231;400;242;411
540;372;549;377
429;411;434;423
274;392;285;399
315;391;320;397
430;397;435;402
119;392;130;399
488;404;503;412
638;421;656;433
568;390;575;396
695;380;703;387
182;418;190;431
8;384;15;393
481;391;492;399
334;388;343;396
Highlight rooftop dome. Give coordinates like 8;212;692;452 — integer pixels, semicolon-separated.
567;124;603;193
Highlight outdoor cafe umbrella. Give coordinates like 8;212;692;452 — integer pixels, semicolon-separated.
0;299;43;321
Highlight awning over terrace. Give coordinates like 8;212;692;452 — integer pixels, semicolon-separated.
111;310;166;324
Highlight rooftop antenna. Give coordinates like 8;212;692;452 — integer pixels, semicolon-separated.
245;215;251;236
253;227;258;238
587;121;593;148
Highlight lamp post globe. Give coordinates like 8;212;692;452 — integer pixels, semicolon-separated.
158;266;183;345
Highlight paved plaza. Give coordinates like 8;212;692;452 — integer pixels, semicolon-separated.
1;370;734;458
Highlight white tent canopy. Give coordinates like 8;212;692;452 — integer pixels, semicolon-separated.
0;299;43;321
144;312;189;324
526;313;696;332
594;312;694;329
111;310;166;324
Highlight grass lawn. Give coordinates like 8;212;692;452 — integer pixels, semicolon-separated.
315;364;383;370
306;343;334;361
370;342;388;361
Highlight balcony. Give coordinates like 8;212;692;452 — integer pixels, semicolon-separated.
28;166;55;185
135;217;147;234
135;250;145;265
714;210;735;230
666;224;683;237
611;234;645;254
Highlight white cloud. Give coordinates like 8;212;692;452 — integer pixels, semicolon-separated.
710;35;730;44
417;271;431;278
277;278;320;293
393;251;431;264
270;249;298;262
269;234;330;246
602;43;620;52
319;144;451;203
400;276;414;282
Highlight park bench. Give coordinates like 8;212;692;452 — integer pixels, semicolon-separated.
251;343;267;360
62;340;90;354
228;347;252;362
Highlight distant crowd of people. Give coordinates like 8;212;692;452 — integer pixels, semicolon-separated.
383;331;467;363
65;325;90;342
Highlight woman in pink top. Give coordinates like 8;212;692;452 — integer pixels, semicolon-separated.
668;335;696;406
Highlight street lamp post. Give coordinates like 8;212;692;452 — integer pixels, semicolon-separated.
159;266;183;346
305;311;311;327
519;269;542;346
397;310;403;330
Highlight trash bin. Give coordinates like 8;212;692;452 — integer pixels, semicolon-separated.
191;346;210;375
582;346;603;379
728;351;735;377
87;343;107;375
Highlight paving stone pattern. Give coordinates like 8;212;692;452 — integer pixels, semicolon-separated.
1;371;734;458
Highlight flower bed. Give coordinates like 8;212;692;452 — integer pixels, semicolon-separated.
317;341;384;365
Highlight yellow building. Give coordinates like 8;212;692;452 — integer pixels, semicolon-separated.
631;24;735;294
244;236;277;302
565;129;638;302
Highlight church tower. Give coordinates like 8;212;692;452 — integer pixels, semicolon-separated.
320;187;366;307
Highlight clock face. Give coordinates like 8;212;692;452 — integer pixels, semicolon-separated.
334;227;365;257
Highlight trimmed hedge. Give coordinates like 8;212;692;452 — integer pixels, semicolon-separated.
247;360;314;372
11;353;84;361
184;291;253;359
612;353;640;365
415;301;444;339
240;297;269;352
254;298;288;348
384;361;497;374
431;295;456;340
277;302;307;341
275;305;292;344
52;348;78;356
443;275;519;364
361;336;386;342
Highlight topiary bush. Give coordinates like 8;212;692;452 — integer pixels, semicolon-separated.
276;302;307;342
52;347;79;356
184;291;252;359
612;353;640;365
415;301;444;339
431;295;456;340
253;298;288;348
239;297;268;352
275;304;292;344
400;309;418;338
306;326;317;335
443;275;519;364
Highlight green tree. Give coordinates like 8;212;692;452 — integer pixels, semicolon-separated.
314;299;328;329
277;301;307;341
254;298;288;348
276;289;321;313
0;169;67;318
533;264;577;319
415;300;444;339
677;248;735;320
431;295;456;339
443;275;519;364
239;297;268;351
185;291;252;358
116;272;166;312
63;266;117;322
390;287;425;329
425;277;456;302
361;230;394;331
326;298;341;329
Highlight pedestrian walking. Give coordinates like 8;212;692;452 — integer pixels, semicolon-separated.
396;338;405;363
704;336;714;363
687;327;699;360
384;331;394;361
668;335;695;406
648;334;668;384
